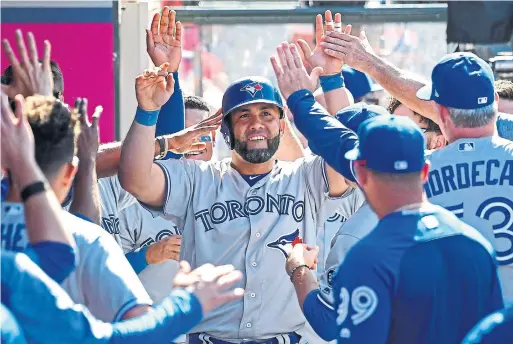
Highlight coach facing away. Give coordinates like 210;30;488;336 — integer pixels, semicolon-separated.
333;115;503;344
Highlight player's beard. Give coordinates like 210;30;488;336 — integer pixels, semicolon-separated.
233;134;280;164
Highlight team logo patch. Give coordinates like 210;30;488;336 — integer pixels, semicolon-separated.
240;82;263;98
266;229;303;258
458;142;474;152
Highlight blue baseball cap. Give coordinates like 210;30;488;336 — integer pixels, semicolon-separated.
345;115;426;173
335;103;389;133
342;66;383;100
416;52;495;109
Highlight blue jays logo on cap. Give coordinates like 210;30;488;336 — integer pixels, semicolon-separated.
267;229;303;259
240;82;263;98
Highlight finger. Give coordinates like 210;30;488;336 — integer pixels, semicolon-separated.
0;93;14;122
315;14;324;44
198;109;223;126
179;260;191;273
326;31;354;42
217;287;245;304
26;32;39;66
324;49;346;61
81;98;90;124
324;10;334;33
175;21;183;42
321;41;351;54
159;62;170;72
91;105;103;128
282;42;296;70
150;13;160;36
187;142;207;152
215;269;242;288
2;39;20;67
310;66;324;82
296;39;312;60
166;73;174;93
276;45;289;72
334;13;342;33
42;40;51;70
160;7;169;36
289;44;304;69
15;30;30;68
13;94;25;122
360;30;368;42
145;29;155;52
344;24;352;35
270;56;283;78
168;10;176;37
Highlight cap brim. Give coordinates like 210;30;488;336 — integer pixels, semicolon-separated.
369;83;383;92
416;84;433;101
344;147;361;161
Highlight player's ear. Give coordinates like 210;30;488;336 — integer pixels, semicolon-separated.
420;160;431;184
494;91;499;104
353;162;368;186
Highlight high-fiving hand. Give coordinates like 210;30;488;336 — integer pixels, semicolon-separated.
146;7;182;72
2;30;53;98
173;261;244;314
135;63;175;111
270;42;323;100
296;10;350;76
74;98;103;163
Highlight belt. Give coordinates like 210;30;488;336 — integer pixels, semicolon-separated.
189;333;301;344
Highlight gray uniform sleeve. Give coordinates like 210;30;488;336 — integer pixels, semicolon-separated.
318;203;379;305
77;232;153;321
301;155;345;225
99;176;137;213
143;160;196;225
118;205;144;253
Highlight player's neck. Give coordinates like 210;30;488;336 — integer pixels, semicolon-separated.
5;186;21;203
372;191;427;219
446;122;497;143
230;154;275;175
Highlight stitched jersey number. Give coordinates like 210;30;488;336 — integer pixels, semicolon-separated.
448;197;513;265
336;286;378;327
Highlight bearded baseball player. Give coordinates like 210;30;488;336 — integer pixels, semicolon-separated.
119;53;349;342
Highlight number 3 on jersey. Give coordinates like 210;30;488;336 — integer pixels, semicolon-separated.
449;197;513;265
336;286;378;338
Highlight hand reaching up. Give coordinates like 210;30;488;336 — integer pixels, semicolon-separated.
135;63;175;111
146;7;183;71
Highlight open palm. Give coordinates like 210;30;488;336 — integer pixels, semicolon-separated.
135;63;174;111
146;7;182;72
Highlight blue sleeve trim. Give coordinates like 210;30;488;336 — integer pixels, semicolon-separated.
156;72;185;160
71;212;93;223
26;242;76;283
125;247;149;275
303;290;338;341
289;92;358;182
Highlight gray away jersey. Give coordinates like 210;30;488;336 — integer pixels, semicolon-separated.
316;187;365;279
147;155;343;341
0;203;153;321
425;136;513;302
98;176;138;245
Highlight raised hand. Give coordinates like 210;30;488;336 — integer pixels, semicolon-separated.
296;10;350;76
135;63;175;111
270;42;323;100
74;98;103;163
146;7;182;71
173;261;244;314
145;235;182;264
285;243;319;276
321;27;377;72
2;30;53;98
164;108;222;154
1;92;35;172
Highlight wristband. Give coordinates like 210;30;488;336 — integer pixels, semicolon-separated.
289;264;310;282
319;73;345;93
21;181;47;202
135;107;160;126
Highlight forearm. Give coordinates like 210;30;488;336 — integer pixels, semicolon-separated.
118;110;159;196
70;159;101;225
287;90;358;182
291;266;318;310
322;86;354;116
111;289;203;343
15;160;75;247
365;54;439;122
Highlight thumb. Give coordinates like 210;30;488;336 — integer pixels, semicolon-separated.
296;39;312;58
179;260;191;273
160;62;170;72
310;66;323;82
166;73;174;93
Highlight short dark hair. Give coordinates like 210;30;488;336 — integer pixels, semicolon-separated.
24;96;79;177
1;60;64;98
387;97;441;133
495;79;513;101
184;95;210;113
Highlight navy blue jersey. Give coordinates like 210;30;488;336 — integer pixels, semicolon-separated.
462;306;513;344
332;204;503;344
